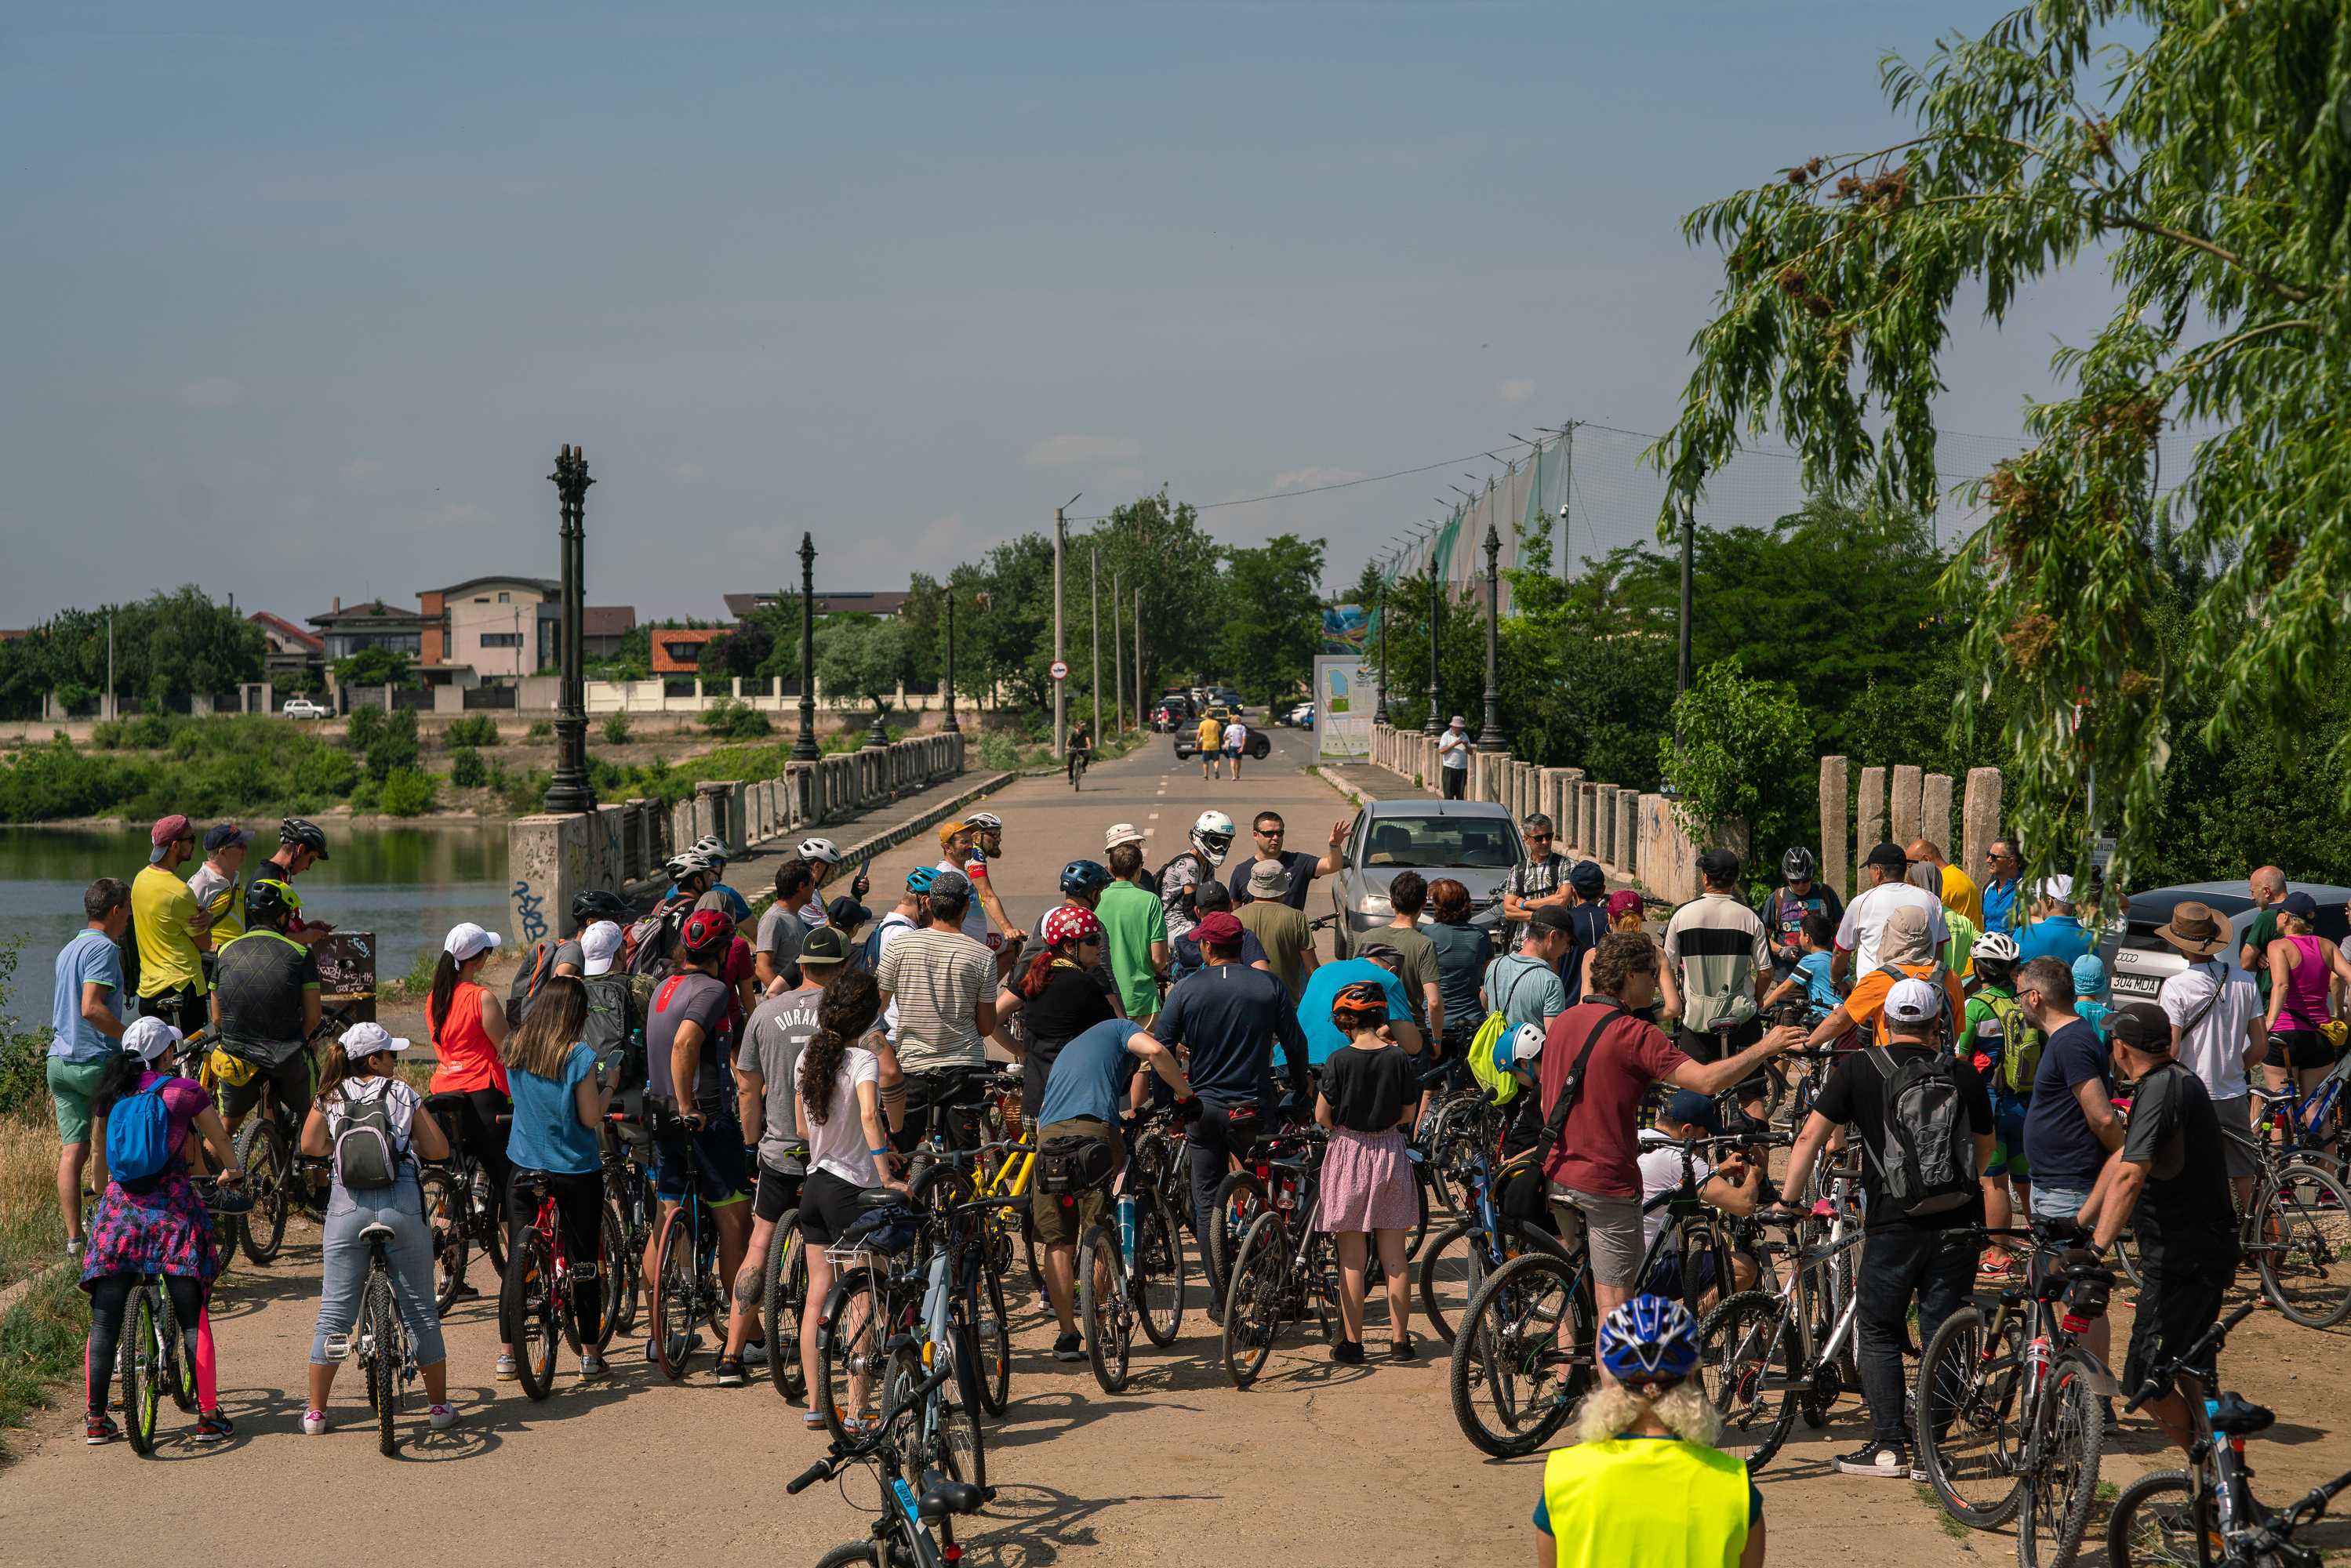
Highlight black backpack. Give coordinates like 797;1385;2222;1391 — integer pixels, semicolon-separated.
1861;1045;1977;1218
580;975;644;1092
507;938;561;1024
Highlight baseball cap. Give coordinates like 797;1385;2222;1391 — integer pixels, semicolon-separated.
1103;822;1146;851
1568;859;1607;895
1193;877;1235;912
930;868;972;899
1605;889;1645;920
1884;976;1944;1025
1194;911;1245;946
580;920;623;976
1863;842;1908;870
938;820;972;848
1662;1089;1723;1134
203;823;254;853
1356;939;1401;966
1527;905;1577;935
2071;953;2106;996
2108;1003;2172;1053
149;813;193;863
1695;848;1742;881
442;921;502;962
2282;889;2319;920
122;1015;182;1063
798;925;851;966
339;1021;412;1060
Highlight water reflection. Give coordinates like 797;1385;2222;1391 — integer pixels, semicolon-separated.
0;826;509;1026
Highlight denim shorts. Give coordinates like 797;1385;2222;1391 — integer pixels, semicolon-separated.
2032;1184;2093;1223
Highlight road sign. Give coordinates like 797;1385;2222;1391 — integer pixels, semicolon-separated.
2090;837;2116;873
1049;660;1070;681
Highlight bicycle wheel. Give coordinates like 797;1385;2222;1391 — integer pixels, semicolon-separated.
2103;1467;2200;1567
961;1254;1010;1416
161;1287;192;1413
1077;1225;1132;1394
119;1284;162;1454
2109;1220;2144;1290
503;1229;561;1401
234;1116;291;1264
2016;1354;2101;1568
1135;1185;1186;1348
1913;1303;2026;1528
1398;1163;1431;1261
593;1200;624;1352
363;1274;402;1456
818;1265;886;1444
764;1211;809;1401
652;1209;700;1381
1208;1171;1267;1301
1450;1250;1584;1458
1221;1210;1292;1388
2255;1162;2351;1328
1697;1290;1800;1471
605;1171;645;1337
942;1322;990;1490
422;1170;470;1316
1417;1219;1483;1346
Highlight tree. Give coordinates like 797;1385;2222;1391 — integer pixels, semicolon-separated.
817;616;912;717
1217;533;1326;707
1653;0;2351;902
332;646;416;689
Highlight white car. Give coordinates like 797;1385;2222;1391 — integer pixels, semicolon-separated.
282;698;329;720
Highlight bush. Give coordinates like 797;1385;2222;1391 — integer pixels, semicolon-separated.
365;733;420;782
348;777;381;813
294;745;358;797
347;705;386;750
601;711;632;745
449;746;488;788
444;713;500;748
379;768;439;817
383;706;418;744
700;698;772;741
524;720;553;742
499;765;548;815
0;936;51;1117
979;730;1019;771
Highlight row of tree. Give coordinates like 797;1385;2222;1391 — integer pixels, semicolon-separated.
0;588;267;722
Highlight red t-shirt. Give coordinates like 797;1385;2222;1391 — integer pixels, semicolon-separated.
1539;1000;1692;1198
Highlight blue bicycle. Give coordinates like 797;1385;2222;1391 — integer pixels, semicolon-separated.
787;1356;992;1568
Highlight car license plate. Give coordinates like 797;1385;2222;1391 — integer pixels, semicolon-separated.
2109;972;2162;998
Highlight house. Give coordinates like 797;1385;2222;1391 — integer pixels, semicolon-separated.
309;597;430;662
583;604;636;659
248;611;325;686
649;629;712;674
419;575;558;681
722;590;910;621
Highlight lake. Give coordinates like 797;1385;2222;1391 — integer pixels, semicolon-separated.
0;825;510;1032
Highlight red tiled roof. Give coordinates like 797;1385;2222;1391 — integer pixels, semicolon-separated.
649;629;709;674
248;611;325;652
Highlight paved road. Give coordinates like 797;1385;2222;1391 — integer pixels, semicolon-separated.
6;727;1990;1564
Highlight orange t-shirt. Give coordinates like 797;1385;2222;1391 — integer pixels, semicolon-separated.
1844;962;1966;1033
428;982;510;1094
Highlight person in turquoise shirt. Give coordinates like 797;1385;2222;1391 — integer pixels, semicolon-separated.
1298;947;1415;1065
2015;874;2097;968
1980;840;2026;935
2072;953;2113;1041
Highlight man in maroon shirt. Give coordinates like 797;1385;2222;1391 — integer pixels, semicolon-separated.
1541;931;1801;1326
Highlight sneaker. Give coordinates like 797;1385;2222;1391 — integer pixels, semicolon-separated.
1977;1249;2015;1281
1052;1330;1084;1363
579;1353;608;1381
1833;1442;1913;1478
205;1187;254;1215
715;1356;747;1387
1332;1340;1365;1365
494;1354;518;1381
194;1410;234;1443
302;1410;329;1436
427;1404;456;1430
741;1340;769;1368
1388;1336;1416;1362
1205;1297;1224;1327
85;1412;120;1446
645;1331;702;1365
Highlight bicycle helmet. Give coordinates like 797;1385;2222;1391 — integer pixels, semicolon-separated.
904;866;939;895
1059;859;1111;898
1190;809;1237;868
279;817;329;862
1041;905;1103;946
1781;845;1815;883
692;833;729;868
572;887;630;924
1329;981;1390;1033
965;811;1004;833
1597;1294;1702;1388
680;908;735;957
798;837;842;867
1506;1022;1546;1068
245;877;296;928
1971;929;2022;964
664;849;714;884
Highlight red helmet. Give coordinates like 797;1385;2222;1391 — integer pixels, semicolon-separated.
1042;905;1103;946
681;908;735;956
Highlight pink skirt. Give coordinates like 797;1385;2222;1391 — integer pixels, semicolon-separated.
1319;1127;1415;1233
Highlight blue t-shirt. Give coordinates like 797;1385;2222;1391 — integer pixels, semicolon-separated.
1795;951;1838;1014
2074;998;2113;1042
1981;877;2022;935
1034;1020;1145;1127
1481;953;1568;1032
2015;915;2095;968
2022;1018;2111;1189
1299;958;1415;1065
506;1042;601;1175
1426;922;1490;1027
51;928;123;1063
1155;962;1307;1106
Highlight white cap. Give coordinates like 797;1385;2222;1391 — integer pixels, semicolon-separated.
580;920;624;976
1884;976;1944;1025
2037;873;2075;903
443;921;501;962
122;1015;182;1063
339;1021;412;1059
1103;822;1146;851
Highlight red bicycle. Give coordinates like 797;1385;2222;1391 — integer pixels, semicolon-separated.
502;1166;623;1400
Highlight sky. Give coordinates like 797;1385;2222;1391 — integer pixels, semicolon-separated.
0;1;2124;630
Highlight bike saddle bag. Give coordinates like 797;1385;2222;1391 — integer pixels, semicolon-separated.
2211;1391;2274;1436
837;1200;921;1256
1037;1134;1117;1196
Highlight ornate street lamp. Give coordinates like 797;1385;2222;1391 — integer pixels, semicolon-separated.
1477;521;1507;752
790;533;821;762
1373;586;1390;725
942;586;960;734
541;445;597;814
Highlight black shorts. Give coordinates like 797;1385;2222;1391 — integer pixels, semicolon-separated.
2266;1029;2342;1071
797;1167;868;1246
137;989;208;1036
754;1157;805;1225
2124;1266;2229;1399
218;1051;317;1121
1678;1018;1768;1098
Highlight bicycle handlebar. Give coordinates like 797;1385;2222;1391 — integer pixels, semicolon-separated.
2122;1300;2256;1414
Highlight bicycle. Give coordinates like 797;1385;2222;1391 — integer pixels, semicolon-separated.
421;1090;508;1311
1068;746;1091;790
209;1000;358;1263
648;1115;732;1380
1220;1126;1341;1387
336;1219;428;1456
2232;1108;2351;1327
1076;1127;1191;1392
502;1166;624;1399
1909;1221;2112;1567
759;1195;811;1402
786;1357;994;1568
115;1267;198;1455
600;1111;659;1338
1415;1093;1572;1347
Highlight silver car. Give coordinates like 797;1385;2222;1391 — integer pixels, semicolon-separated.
1329;799;1527;939
2097;880;2351;1002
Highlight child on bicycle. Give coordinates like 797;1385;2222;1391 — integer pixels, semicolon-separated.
299;1021;453;1436
500;976;619;1381
1761;912;1840;1025
1313;981;1424;1363
81;1017;249;1445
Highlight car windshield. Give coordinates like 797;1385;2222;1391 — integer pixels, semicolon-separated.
1360;816;1521;869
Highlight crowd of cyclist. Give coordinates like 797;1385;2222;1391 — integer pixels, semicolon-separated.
46;794;2339;1563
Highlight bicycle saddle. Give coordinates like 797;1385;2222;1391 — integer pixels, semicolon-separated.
358;1222;397;1243
916;1475;985;1521
2211;1391;2275;1436
423;1092;473;1120
512;1168;556;1193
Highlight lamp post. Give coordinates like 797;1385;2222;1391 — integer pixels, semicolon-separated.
790;533;821;762
1421;563;1441;736
942;586;960;735
541;444;598;814
1373;586;1390;725
1477;521;1507;752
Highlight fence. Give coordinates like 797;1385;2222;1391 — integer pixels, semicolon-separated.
587;677;989;717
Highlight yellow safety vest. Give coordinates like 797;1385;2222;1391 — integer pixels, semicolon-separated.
1540;1438;1750;1568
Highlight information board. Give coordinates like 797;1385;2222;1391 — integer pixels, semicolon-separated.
314;931;378;1024
1314;656;1371;760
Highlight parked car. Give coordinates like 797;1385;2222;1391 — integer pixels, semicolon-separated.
1285;702;1315;728
1173;715;1270;760
1151;692;1197;732
282;697;329;720
2096;880;2351;1003
1211;686;1244;712
1330;800;1526;944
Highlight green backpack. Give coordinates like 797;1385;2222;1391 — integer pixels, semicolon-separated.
1466;1010;1518;1105
1984;989;2046;1095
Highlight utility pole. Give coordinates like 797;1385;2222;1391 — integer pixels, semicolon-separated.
1373;586;1389;724
1133;587;1143;735
1089;546;1101;745
107;613;114;723
1677;487;1696;698
542;444;597;815
1052;502;1070;760
1557;421;1582;586
790;534;821;761
1112;569;1125;734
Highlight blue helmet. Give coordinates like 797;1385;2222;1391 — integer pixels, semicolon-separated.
1059;859;1112;898
1597;1294;1701;1387
905;866;939;895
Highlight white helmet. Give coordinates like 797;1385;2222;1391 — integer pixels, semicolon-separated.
1507;1022;1546;1068
692;833;728;866
798;837;842;867
665;849;715;882
1971;929;2022;964
965;811;1004;833
1190;810;1237;867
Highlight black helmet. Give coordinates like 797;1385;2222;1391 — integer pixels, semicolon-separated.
572;887;630;924
279;817;329;861
246;878;296;928
1059;859;1112;898
1782;846;1815;883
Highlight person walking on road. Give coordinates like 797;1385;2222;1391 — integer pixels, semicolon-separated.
1237;859;1317;1001
1315;981;1423;1363
1222;713;1248;781
52;878;130;1261
1437;716;1470;800
1197;711;1226;781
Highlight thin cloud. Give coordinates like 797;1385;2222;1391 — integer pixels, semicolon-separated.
178;377;241;408
1498;378;1536;405
340;458;394;484
1024;434;1140;467
1100;466;1145;489
398;502;499;532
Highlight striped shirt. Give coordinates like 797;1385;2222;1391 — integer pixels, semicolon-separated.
873;927;993;1073
1662;893;1771;1033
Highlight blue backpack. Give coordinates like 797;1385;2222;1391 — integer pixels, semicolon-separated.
107;1079;173;1189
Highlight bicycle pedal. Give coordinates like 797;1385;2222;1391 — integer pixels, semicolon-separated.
323;1334;351;1361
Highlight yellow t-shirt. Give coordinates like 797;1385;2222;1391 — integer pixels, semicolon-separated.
1939;863;1984;930
132;864;207;996
1197;717;1223;750
1539;1438;1751;1568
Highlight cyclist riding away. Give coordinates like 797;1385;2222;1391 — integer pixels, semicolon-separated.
209;877;324;1142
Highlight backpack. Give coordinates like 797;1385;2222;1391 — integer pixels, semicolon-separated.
623;901;687;978
327;1079;408;1191
1861;1045;1978;1218
580;975;644;1093
1982;989;2046;1096
1467;959;1550;1106
1154;851;1208;927
507;938;561;1024
107;1079;173;1189
1873;961;1955;1052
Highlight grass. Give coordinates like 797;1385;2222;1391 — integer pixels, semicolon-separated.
1913;1481;1972;1539
0;1267;91;1448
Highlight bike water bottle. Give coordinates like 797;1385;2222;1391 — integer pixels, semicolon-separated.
1117;1192;1137;1261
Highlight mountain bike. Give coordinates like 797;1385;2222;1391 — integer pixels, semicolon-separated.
215;1000;360;1262
761;1200;810;1402
422;1090;508;1310
2230;1115;2351;1327
1220;1127;1339;1387
787;1358;994;1568
502;1167;623;1399
1077;1150;1190;1393
116;1267;198;1455
335;1220;427;1456
1416;1094;1572;1347
601;1112;658;1338
649;1119;731;1380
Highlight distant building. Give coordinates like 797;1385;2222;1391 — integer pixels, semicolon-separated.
249;611;325;687
723;590;910;622
649;629;711;674
583;604;636;659
310;597;430;662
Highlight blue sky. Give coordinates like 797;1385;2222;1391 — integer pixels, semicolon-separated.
0;1;2115;627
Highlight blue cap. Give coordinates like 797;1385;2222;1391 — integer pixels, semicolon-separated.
1662;1090;1722;1134
2071;953;2106;996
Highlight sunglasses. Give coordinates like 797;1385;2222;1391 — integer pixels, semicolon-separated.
1078;934;1103;946
1255;828;1285;838
1525;832;1553;843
